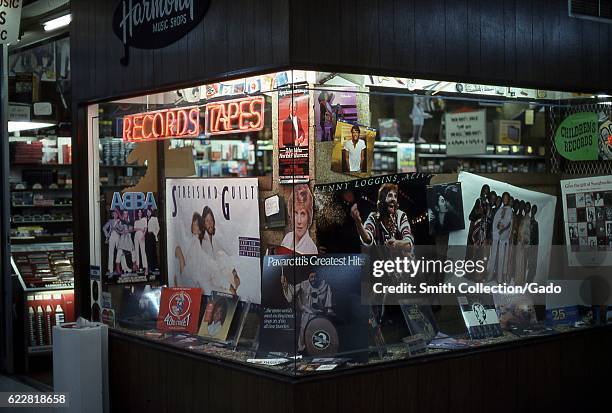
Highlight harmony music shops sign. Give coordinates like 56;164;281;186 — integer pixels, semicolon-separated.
112;0;210;65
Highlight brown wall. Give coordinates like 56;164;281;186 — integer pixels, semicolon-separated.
72;0;612;104
70;0;291;103
110;326;612;413
290;0;612;94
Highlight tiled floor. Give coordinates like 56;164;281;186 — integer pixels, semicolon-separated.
0;375;58;413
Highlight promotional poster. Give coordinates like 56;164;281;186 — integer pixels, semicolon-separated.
258;254;369;360
157;287;202;334
166;178;262;303
314;173;431;254
426;183;465;235
314;87;358;142
561;175;612;266
331;120;376;177
198;291;239;341
278;184;319;256
278;89;310;183
102;192;160;284
448;172;556;284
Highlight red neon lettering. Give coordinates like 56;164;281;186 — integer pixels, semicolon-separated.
123;117;132;141
132;115;144;141
250;97;263;129
227;102;240;131
239;100;252;130
188;108;200;135
165;111;176;137
142;114;154;140
122;107;200;142
177;110;189;135
152;112;164;138
205;97;265;135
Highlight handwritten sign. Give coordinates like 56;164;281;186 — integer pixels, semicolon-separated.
445;110;486;156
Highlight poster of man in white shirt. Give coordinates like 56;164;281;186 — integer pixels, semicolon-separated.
332;120;376;177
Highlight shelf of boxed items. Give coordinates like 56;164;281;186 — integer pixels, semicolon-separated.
11;243;75;364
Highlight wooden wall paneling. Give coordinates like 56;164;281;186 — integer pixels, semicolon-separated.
479;0;505;82
559;4;583;89
356;0;381;70
559;335;587;412
137;345;166;413
532;340;562;412
479;350;516;413
207;363;235;412
191;355;211;410
598;25;611;93
417;360;448;412
382;365;419;413
227;0;245;71
271;0;290;66
541;0;562;88
530;0;546;88
515;0;534;83
445;0;469;78
447;354;483;412
336;0;359;69
466;0;482;77
203;0;229;79
108;334;131;413
502;0;517;81
294;378;340;413
378;0;395;69
414;0;445;77
392;0;415;71
581;20;601;91
164;352;196;412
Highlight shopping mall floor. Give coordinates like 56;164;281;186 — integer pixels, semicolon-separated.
0;374;56;412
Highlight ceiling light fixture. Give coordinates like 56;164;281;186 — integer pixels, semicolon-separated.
43;14;71;32
8;121;56;133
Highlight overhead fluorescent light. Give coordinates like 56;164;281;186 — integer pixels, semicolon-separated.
8;121;56;133
43;14;71;32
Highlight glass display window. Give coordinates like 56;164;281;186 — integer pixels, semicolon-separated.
85;70;612;376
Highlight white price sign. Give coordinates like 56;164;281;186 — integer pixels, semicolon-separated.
0;0;22;45
445;110;487;156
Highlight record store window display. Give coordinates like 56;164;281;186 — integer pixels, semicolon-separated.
89;71;612;376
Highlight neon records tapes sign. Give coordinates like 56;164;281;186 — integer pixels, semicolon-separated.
112;0;211;65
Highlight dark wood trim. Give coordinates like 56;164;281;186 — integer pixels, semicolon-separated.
109;325;612;413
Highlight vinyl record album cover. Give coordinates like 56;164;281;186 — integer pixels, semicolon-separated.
493;293;537;330
398;301;439;343
102;191;160;284
314;173;431;254
157;287;202;334
258;254;369;360
457;295;502;339
426;182;465;235
315;87;357;142
166;178;261;303
448;172;556;284
331;120;376;177
198;291;238;341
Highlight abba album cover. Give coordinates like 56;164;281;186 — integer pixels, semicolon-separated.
101;191;160;284
166;178;261;303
